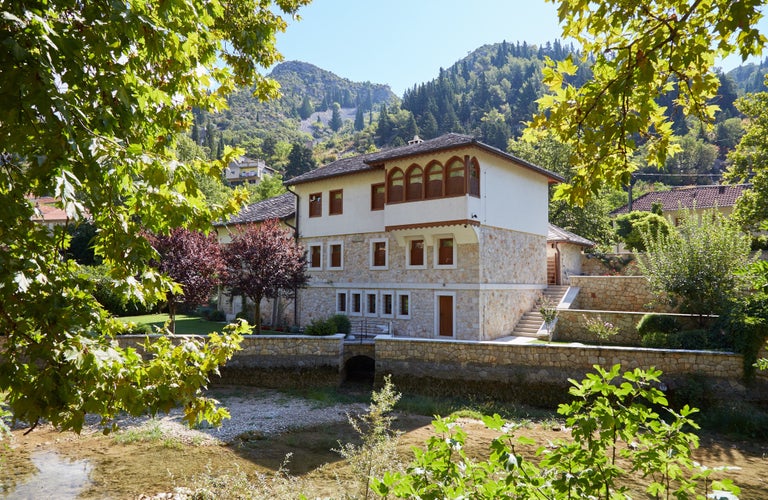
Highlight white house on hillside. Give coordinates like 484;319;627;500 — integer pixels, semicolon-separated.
224;156;276;186
283;133;563;340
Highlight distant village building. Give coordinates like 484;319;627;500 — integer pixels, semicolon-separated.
224;156;276;186
611;184;749;225
28;196;72;229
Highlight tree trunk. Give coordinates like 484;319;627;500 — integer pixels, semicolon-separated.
254;294;262;334
168;299;177;335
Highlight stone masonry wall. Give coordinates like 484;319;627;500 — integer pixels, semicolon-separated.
375;336;751;406
481;288;540;340
480;227;546;284
117;334;344;388
555;309;704;346
298;227;545;340
570;276;672;312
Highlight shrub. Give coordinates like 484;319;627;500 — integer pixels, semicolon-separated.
116;322;153;336
304;317;336;336
330;314;351;334
640;331;669;348
672;329;709;350
208;309;226;322
582;314;619;344
195;306;213;319
637;313;680;336
372;364;739;499
615;211;670;251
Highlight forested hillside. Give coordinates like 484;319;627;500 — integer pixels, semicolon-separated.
188;40;768;248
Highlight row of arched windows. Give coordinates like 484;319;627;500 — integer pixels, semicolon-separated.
387;156;480;203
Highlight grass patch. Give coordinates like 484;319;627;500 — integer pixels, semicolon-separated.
283;386;370;408
113;420;185;449
118;313;227;335
395;393;558;422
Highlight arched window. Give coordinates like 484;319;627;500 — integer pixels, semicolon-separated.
425;161;444;199
405;164;424;201
446;158;466;196
387;168;404;203
468;157;480;197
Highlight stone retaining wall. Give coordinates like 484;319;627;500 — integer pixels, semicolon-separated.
555;309;706;346
117;334;345;388
570;275;673;312
375;336;754;407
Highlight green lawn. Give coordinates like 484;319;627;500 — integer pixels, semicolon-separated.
118;313;227;335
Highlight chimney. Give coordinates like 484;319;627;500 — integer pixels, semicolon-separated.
408;135;424;145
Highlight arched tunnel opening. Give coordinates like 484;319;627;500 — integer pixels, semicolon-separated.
343;355;376;386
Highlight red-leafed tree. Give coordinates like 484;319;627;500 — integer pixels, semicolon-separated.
223;219;308;334
147;228;225;333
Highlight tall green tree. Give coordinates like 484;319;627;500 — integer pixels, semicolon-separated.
354;107;365;131
0;0;309;435
529;0;766;206
329;102;343;132
285;143;316;180
298;95;314;120
638;208;754;320
245;173;287;203
726;91;768;233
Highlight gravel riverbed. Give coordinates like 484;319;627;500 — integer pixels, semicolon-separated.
79;387;370;446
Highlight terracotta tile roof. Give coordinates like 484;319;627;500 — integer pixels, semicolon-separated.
284;133;563;186
216;192;295;226
29;196;71;224
547;223;594;247
611;184;750;215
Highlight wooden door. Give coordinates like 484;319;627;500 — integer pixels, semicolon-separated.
438;295;454;337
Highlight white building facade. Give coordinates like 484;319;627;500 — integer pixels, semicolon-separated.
287;134;562;341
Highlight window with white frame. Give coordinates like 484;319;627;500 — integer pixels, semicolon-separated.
380;291;394;318
336;291;348;314
328;241;343;270
434;236;456;268
396;291;411;319
370;239;388;269
365;291;378;317
350;290;363;316
308;243;323;270
406;238;426;268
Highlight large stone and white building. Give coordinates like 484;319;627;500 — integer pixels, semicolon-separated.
263;133;561;340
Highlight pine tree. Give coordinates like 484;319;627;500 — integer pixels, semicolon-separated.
354;107;365;131
299;95;314;120
376;104;392;145
330;102;343;132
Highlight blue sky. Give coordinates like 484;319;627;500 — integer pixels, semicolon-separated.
275;1;563;96
275;1;767;97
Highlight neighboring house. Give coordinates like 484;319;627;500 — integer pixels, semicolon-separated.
283;133;563;341
611;184;749;225
28;196;72;229
224;156;276;186
214;192;297;324
547;224;595;285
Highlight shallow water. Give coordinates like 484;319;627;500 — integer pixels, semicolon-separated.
1;450;93;499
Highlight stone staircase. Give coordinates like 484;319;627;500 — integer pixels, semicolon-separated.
512;285;569;338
